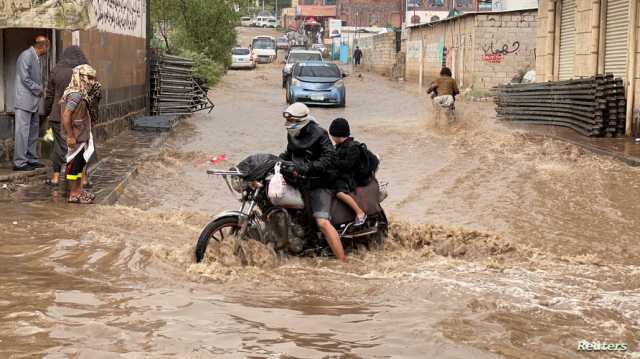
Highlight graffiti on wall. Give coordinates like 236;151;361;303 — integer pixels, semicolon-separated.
92;0;146;38
0;0;93;29
481;41;520;64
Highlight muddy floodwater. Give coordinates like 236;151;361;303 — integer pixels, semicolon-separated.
2;31;640;358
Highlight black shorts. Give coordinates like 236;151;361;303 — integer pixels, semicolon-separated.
334;179;353;194
65;148;86;181
310;188;334;220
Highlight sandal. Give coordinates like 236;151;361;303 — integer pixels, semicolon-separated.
81;190;96;201
68;192;94;204
354;213;367;226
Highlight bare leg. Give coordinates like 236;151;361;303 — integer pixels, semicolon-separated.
336;192;365;218
68;179;83;199
316;218;347;262
51;171;60;184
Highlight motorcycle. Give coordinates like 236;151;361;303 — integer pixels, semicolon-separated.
194;153;389;263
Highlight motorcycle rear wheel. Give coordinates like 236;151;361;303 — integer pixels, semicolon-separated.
195;216;244;263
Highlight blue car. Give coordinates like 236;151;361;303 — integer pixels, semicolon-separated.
286;62;346;107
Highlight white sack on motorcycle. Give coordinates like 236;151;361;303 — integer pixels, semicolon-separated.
268;162;305;209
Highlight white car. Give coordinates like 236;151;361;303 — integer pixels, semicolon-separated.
265;19;278;28
240;16;252;27
229;48;255;69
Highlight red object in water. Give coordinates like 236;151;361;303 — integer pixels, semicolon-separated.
210;154;226;164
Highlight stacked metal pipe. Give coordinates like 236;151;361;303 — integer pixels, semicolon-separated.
151;54;214;115
495;74;626;137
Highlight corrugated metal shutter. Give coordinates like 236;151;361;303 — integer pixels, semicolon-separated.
558;0;576;80
604;0;630;79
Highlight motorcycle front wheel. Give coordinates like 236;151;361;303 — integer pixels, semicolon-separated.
195;216;264;263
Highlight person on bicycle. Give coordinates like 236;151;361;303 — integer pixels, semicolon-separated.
427;67;459;109
279;103;347;263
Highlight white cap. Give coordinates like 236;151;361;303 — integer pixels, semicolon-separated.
283;102;310;119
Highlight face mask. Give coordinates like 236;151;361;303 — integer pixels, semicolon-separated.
285;118;309;137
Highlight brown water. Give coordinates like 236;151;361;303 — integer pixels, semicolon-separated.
2;36;640;357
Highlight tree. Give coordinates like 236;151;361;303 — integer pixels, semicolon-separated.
151;0;241;84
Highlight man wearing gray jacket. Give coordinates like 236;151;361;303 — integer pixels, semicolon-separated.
13;35;49;171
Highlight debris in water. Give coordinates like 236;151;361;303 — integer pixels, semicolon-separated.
210;154;227;164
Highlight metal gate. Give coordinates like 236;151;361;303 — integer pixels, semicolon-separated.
604;0;630;79
558;0;576;80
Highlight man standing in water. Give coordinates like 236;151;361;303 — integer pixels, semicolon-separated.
61;64;100;204
279;103;347;262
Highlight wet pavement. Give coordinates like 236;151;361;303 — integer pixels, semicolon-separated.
1;27;640;358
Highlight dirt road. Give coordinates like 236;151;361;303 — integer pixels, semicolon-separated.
1;26;639;358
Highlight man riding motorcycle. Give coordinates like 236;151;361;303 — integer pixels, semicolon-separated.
279;103;347;263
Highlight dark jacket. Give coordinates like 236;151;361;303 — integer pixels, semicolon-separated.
332;137;359;192
279;121;335;189
354;48;363;61
44;46;88;122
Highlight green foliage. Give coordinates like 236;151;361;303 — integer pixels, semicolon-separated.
179;49;225;85
151;0;241;85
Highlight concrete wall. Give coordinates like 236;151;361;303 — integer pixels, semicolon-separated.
404;9;537;90
473;11;537;89
356;32;397;76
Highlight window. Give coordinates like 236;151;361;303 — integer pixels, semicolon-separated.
252;38;275;49
232;48;251;55
288;52;323;63
324;0;336;4
296;64;340;78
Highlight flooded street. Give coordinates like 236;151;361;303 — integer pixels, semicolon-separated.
2;29;640;358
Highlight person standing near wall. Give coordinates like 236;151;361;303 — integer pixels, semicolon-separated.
44;46;88;185
353;46;363;69
13;35;50;171
61;65;101;204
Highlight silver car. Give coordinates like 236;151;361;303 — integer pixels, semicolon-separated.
282;49;324;88
229;48;255;69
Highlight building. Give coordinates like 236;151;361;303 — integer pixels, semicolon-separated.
0;0;148;161
404;9;537;89
535;0;639;135
337;0;403;28
404;0;537;24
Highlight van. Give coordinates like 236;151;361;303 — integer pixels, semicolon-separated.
251;36;277;63
256;16;276;27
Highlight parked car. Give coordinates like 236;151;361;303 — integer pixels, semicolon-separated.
282;49;324;88
251;36;277;63
229;47;255;69
286;62;346;107
240;16;252;27
276;36;289;50
265;18;279;28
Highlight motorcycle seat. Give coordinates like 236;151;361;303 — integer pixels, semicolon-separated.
330;178;383;225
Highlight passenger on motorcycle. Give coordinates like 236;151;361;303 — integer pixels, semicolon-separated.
279;103;348;262
328;118;367;226
427;67;459;109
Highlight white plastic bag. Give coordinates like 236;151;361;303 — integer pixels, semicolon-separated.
268;162;304;209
